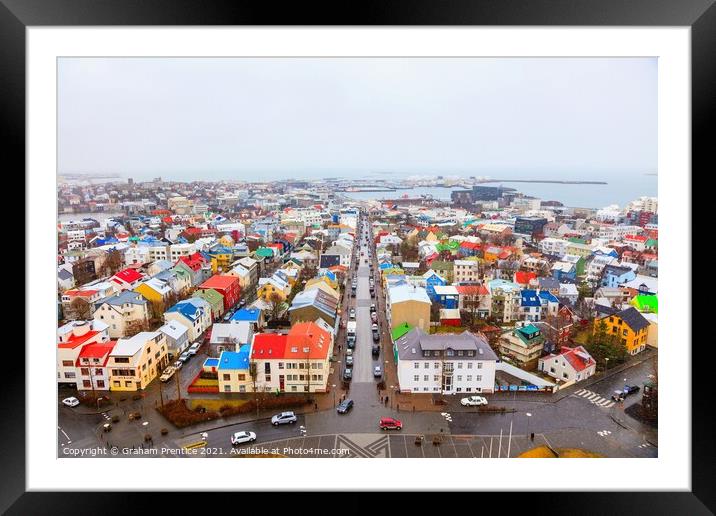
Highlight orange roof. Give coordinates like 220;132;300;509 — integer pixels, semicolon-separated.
285;322;331;359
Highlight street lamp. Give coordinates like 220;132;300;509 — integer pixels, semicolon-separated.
604;357;609;373
526;412;532;440
332;384;336;407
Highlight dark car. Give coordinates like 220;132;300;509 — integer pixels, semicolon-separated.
343;368;353;381
372;331;380;343
372;344;380;356
612;385;641;401
337;399;354;414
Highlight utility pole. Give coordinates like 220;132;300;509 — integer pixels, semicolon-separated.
507;420;513;458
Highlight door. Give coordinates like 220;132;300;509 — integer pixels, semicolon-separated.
279;375;285;391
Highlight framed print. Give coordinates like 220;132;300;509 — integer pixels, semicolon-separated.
4;0;713;512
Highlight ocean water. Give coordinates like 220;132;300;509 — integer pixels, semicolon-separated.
341;175;657;209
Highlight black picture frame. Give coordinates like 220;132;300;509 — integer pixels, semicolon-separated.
4;0;711;513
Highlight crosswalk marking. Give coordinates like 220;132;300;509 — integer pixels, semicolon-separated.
573;389;615;408
597;430;612;437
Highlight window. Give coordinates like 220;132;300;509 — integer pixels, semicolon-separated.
413;375;420;382
424;362;429;369
457;363;463;369
97;380;105;388
446;350;454;356
467;362;473;369
622;329;628;336
95;368;103;376
456;387;462;392
114;357;129;364
477;362;483;369
80;368;90;376
62;360;74;367
414;362;420;369
550;367;556;373
458;350;464;356
82;380;91;388
278;362;284;369
265;375;271;382
224;385;231;392
238;374;246;381
264;363;271;374
434;362;440;369
457;375;462;381
291;386;297;392
223;374;231;381
433;375;439;381
476;375;482;382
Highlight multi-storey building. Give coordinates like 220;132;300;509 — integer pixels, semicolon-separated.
396;328;498;394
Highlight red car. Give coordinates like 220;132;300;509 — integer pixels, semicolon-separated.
379;417;402;431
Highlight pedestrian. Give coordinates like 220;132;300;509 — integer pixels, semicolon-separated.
413;405;415;412
385;396;389;406
314;402;318;411
380;396;383;404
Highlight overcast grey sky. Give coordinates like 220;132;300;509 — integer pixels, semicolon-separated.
58;57;656;180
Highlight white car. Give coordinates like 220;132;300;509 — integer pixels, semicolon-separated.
188;342;201;355
160;366;176;382
460;396;488;407
62;397;80;408
271;411;298;426
231;431;257;445
349;308;356;319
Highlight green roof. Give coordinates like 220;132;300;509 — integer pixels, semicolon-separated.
645;239;658;248
194;288;223;306
568;237;588;244
632;294;658;314
391;322;413;341
255;247;274;258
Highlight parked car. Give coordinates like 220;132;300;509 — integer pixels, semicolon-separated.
159;366;176;382
231;431;257;445
371;323;378;331
188;342;201;355
223;312;233;322
343;367;353;381
374;365;382;377
347;336;356;349
379;417;402;430
372;344;380;356
337;399;354;414
370;304;376;312
349;308;356;319
178;351;191;363
612;385;641;401
173;360;184;370
62;397;80;408
460;396;488;406
345;355;354;366
271;411;298;426
370;290;375;298
371;312;378;322
372;331;380;343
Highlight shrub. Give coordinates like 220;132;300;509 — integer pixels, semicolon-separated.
157;399;220;429
111;415;120;423
160;428;169;436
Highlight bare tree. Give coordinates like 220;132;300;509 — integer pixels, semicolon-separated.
69;297;92;320
267;292;286;322
124;319;149;337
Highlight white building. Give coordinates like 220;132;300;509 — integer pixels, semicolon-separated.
453;260;480;284
538;237;568;257
395;328;498;394
538;345;596;383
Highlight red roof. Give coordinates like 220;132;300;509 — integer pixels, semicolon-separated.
455;284;489;296
177;252;206;272
285;322;331;360
625;234;648;242
200;275;239;290
64;289;99;298
113;268;144;284
76;341;117;365
556;346;595;372
514;271;537;285
460;242;481;250
251;333;288;359
58;330;101;349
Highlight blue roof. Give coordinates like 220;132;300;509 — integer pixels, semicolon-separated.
217;348;250;371
538;291;559;303
231;308;262;322
166;300;200;321
203;358;219;368
520;289;541;307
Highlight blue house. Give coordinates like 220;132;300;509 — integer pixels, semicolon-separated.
433;285;459;309
230;307;264;329
601;265;637;288
520;289;542;322
423;270;447;301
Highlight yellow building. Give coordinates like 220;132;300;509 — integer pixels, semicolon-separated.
108;331;169;391
134;278;172;304
594;307;650;356
387;284;431;332
210;252;233;273
257;277;290;302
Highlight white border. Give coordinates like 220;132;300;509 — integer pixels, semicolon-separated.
28;27;690;491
